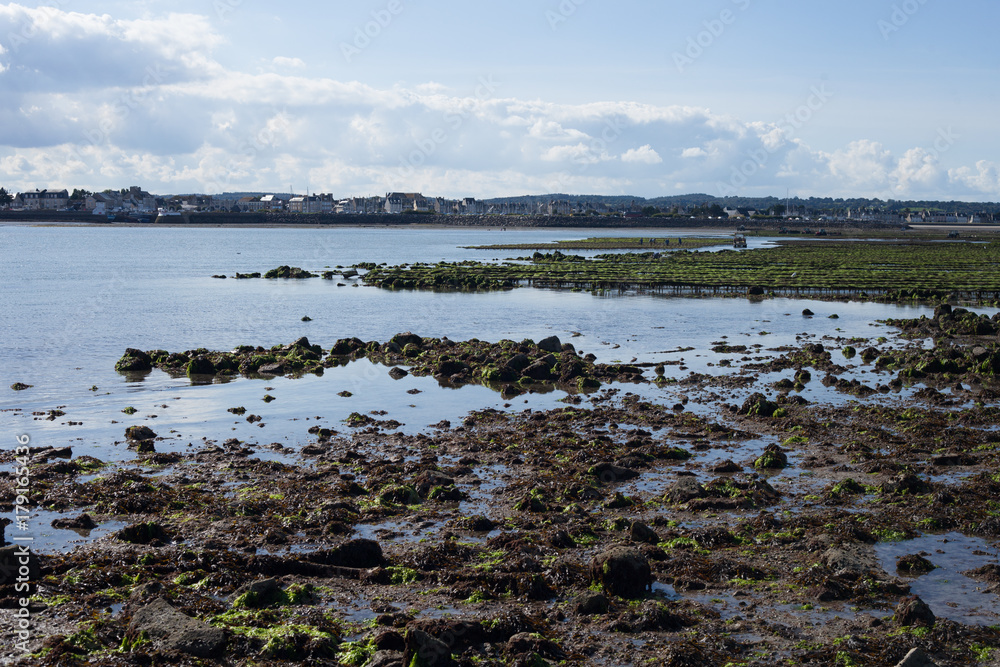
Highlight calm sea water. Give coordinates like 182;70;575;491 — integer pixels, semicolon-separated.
0;225;941;472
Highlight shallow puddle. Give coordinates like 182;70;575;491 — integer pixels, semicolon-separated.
875;532;1000;626
23;509;128;555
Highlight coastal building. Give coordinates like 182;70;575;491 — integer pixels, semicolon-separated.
14;188;70;210
85;193;118;214
288;194;335;214
546;200;572;216
259;194;287;211
385;192;431;213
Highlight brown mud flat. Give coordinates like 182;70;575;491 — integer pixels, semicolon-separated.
3;316;1000;666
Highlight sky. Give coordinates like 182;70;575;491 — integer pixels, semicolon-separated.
0;0;998;201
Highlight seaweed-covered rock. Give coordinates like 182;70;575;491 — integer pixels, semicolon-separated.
739;393;778;417
575;591;610;615
186;355;215;376
537;335;562;353
129;598;226;658
894;595;935;627
264;266;316;279
629;521;660;545
754;444;788;469
403;629;456;667
896;554;935;575
115;522;170;545
590;547;652;598
305;538;386;569
392;332;423;348
125;425;156;441
664;477;704;503
115;348;152;372
588;462;639;484
51;514;98;531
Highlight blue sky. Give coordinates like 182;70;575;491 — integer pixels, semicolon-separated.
0;0;998;200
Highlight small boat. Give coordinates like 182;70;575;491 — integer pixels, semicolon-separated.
156;208;183;220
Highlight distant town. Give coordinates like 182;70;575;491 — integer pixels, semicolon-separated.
0;185;998;224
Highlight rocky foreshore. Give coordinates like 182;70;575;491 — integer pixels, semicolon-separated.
5;317;1000;665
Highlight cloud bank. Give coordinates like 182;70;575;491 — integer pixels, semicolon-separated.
0;4;997;200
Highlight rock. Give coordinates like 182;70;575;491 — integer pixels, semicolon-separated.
575;592;610;615
896;554;935;575
264;266;315;279
391;332;422;348
588;462;639;484
0;545;40;584
305;538;386;569
115;348;152;372
883;473;933;496
230;578;283;607
895;595;935;627
506;632;563;660
822;546;879;576
10;383;31;391
629;521;660;545
590;547;652;598
373;629;406;652
388;367;409;380
115;522;169;545
186;355;215;376
962;563;1000;583
711;459;741;473
664;477;705;503
402;628;456;667
51;513;97;531
466;515;496;532
437;360;467;376
413;470;455;498
505;353;532;371
521;361;553;381
330;337;366;355
802;308;814;316
366;650;405;667
132;439;155;454
286;336;311;349
549;529;575;549
129;598;226;658
125;425;156;441
257;362;286;375
537;336;562;353
933;304;952;319
738;392;778;417
895;648;938;667
754;444;788;469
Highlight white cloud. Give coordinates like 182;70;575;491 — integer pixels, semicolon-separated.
0;5;996;201
891;147;941;194
949;161;1000;195
272;56;305;69
821;140;894;189
621;145;662;164
541;143;603;164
